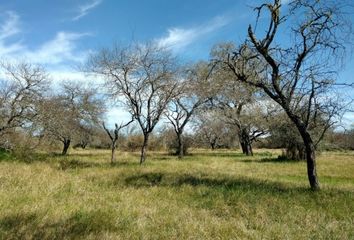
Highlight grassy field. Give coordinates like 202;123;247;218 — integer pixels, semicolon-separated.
0;149;353;239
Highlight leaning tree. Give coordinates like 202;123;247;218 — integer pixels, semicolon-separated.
86;42;178;164
215;0;352;190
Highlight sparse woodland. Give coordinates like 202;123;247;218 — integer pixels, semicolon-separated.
1;1;354;238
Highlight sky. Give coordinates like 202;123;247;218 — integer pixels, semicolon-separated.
0;0;353;127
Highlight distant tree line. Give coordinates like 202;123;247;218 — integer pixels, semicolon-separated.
1;0;353;190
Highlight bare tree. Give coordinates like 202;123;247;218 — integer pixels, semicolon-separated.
217;99;268;156
39;82;104;155
0;61;48;140
210;58;268;155
165;62;214;158
194;110;235;150
215;0;352;190
102;119;133;164
86;42;178;164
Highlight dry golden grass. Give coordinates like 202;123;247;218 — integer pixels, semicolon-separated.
0;148;353;239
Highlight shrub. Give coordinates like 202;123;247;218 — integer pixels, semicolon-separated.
166;135;192;156
124;135;143;152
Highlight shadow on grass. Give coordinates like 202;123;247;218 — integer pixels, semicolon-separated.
0;151;48;164
57;159;103;170
194;151;274;159
125;172;164;187
153;156;174;161
110;161;140;167
123;172;353;196
124;172;310;194
196;151;247;158
62;153;101;158
241;157;303;163
0;210;119;240
57;159;139;170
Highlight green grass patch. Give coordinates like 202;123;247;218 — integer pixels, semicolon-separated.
0;149;353;239
0;148;11;161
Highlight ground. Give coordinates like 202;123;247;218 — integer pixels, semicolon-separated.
0;149;353;239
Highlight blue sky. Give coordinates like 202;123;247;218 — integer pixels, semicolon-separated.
0;0;353;126
0;0;252;65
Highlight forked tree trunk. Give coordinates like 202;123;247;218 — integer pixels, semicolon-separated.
140;134;149;164
62;139;71;155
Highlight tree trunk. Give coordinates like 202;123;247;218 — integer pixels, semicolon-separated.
248;143;253;156
177;133;184;159
285;111;320;190
62;139;71;155
298;128;320;190
111;140;116;164
81;141;87;149
211;140;216;150
240;141;247;154
239;129;253;156
140;134;149;164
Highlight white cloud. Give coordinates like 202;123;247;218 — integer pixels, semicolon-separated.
23;32;90;65
48;69;107;86
342;112;354;127
0;11;20;40
72;0;102;21
49;70;88;82
157;15;230;51
106;108;131;125
0;12;90;66
0;11;24;56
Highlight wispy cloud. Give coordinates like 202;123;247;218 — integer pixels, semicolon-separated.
157;15;230;51
72;0;102;21
24;32;90;65
0;12;90;66
0;11;24;55
0;11;20;40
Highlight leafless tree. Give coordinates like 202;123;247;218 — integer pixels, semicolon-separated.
210;56;268;155
102;119;133;164
0;61;48;140
194;110;235;150
86;42;178;164
215;0;353;190
38;82;104;155
165;62;214;158
216;99;268;156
